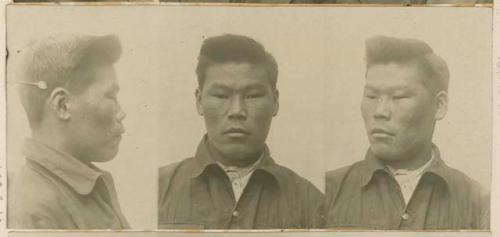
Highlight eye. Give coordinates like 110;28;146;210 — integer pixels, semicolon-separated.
363;92;377;100
246;93;264;99
393;94;410;100
211;93;229;99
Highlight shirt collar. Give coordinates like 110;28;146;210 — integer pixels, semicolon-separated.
23;138;103;195
360;144;452;188
217;155;263;178
386;149;435;177
190;135;284;186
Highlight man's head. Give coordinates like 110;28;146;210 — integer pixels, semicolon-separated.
195;34;279;165
361;36;449;162
17;35;126;163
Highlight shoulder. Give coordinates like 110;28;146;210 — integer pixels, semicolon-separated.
325;160;364;188
159;157;198;182
9;163;67;227
324;161;365;205
159;161;181;181
266;162;323;197
325;165;351;184
11;162;65;205
439;165;489;199
158;157;197;202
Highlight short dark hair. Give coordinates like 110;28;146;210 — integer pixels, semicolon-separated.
16;34;122;129
365;35;449;93
195;34;278;89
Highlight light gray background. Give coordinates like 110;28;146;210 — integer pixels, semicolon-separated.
6;6;492;231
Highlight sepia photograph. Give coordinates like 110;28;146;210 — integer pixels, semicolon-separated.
4;4;494;235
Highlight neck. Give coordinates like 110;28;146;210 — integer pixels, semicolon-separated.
207;141;262;168
381;143;433;170
32;127;90;165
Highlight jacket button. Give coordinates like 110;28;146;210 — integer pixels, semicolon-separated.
402;213;410;221
232;210;239;217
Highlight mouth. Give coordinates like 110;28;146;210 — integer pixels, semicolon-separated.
223;128;251;138
111;132;123;142
370;128;394;138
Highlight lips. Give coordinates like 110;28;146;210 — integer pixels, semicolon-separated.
370;128;394;137
223;128;251;137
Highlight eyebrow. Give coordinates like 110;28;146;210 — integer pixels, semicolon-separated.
207;83;267;91
206;84;231;91
364;84;409;91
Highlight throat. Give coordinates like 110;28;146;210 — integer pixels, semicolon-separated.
383;146;433;171
207;142;263;168
216;152;262;168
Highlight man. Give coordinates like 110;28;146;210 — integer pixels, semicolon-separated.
8;35;129;229
325;36;489;230
158;34;324;229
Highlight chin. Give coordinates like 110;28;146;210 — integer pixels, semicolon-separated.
370;145;401;161
220;145;259;160
92;149;119;163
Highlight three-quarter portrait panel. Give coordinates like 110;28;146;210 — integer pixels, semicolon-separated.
322;9;492;230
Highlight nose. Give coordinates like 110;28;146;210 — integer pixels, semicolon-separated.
227;96;247;120
373;97;391;120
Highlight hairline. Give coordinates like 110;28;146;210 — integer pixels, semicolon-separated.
366;58;445;95
198;61;277;91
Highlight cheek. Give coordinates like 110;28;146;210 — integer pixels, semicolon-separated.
360;102;371;119
247;101;275;124
394;100;432;134
360;101;376;127
83;100;117;131
201;103;226;130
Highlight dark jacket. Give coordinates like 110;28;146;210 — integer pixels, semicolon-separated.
158;136;325;229
8;139;130;229
325;145;489;230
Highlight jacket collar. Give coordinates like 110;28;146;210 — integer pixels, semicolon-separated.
23;138;103;195
359;144;452;188
190;135;284;185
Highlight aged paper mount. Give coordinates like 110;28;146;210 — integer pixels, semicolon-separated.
0;2;498;237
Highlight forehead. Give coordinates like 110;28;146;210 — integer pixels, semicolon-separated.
203;62;270;89
365;63;426;89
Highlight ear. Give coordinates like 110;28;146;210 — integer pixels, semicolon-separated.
195;88;203;116
48;87;71;121
272;89;279;117
434;90;448;120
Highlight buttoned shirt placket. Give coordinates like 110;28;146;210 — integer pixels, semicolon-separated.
217;157;263;228
385;151;435;229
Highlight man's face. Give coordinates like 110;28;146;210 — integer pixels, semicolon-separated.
196;62;278;162
361;63;439;162
67;65;126;163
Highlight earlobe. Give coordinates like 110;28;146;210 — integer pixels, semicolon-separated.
195;88;203;116
434;91;448;120
49;87;71;121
